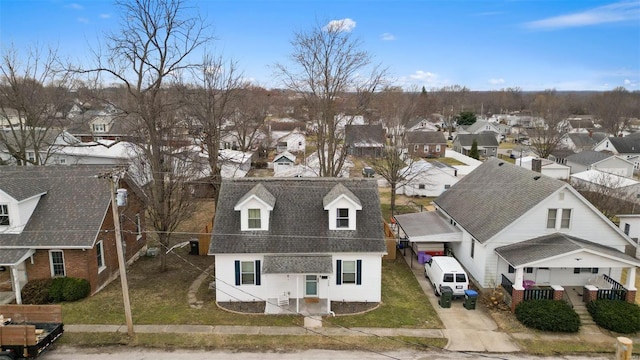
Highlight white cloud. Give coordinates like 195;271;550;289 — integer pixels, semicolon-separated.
489;78;505;85
524;1;640;30
77;17;89;24
324;18;356;32
624;79;638;87
409;70;437;81
99;13;111;19
65;3;83;10
380;33;396;41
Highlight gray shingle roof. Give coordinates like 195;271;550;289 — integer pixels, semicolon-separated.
323;183;361;208
566;133;599;149
406;131;446;144
0;166;115;249
236;183;276;208
433;158;565;243
495;233;640;267
565;150;612;166
607;137;640;154
209;178;386;254
344;125;385;147
263;254;332;274
455;133;499;147
0;248;32;265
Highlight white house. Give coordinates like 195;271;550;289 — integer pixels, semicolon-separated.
593;136;640;171
516;157;571;180
208;178;386;315
421;158;639;311
570;170;640;202
272;151;296;176
565;150;635;177
396;160;459;197
274;128;306;153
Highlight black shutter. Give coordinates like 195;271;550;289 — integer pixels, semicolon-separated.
255;260;261;285
356;259;362;285
336;260;342;285
235;260;240;286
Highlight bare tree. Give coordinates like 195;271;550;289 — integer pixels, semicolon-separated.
228;86;270;152
371;137;426;218
275;19;386;177
374;86;420;145
88;0;211;271
433;85;469;138
183;53;245;204
527;90;569;159
571;171;635;220
591;87;634;136
0;44;72;165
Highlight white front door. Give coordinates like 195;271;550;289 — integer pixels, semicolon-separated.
305;275;318;297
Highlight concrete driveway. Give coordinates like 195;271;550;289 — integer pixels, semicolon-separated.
401;251;520;353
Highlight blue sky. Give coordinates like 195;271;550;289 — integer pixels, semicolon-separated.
1;0;639;91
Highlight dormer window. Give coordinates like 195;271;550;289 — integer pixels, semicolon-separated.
323;184;362;231
336;208;349;228
0;205;8;225
248;209;261;229
93;123;106;133
234;184;275;231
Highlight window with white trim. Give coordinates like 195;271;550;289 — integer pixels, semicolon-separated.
342;260;356;284
248;209;261;229
423;145;429;152
241;261;255;285
96;241;106;272
435;144;441;152
93;123;106;132
547;209;557;228
50;250;65;277
336;208;349;228
0;205;9;226
560;209;571;228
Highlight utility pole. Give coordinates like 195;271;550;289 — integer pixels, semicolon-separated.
100;168;134;337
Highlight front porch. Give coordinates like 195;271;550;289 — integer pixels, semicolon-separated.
265;298;330;315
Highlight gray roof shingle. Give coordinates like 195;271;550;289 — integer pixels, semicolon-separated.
263;254;333;274
406;131;446;144
209;178;386;254
236;183;276;208
495;233;640;267
0;166;115;249
433;158;565;243
606;137;640;154
565;150;612;166
455;133;499;147
344;125;385;147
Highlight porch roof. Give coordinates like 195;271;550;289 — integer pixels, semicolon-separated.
394;211;461;242
495;233;640;267
0;248;34;266
262;254;333;274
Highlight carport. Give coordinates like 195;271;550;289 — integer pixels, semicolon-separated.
393;211;462;267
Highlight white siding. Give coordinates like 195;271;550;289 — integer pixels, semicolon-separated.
214;253;382;303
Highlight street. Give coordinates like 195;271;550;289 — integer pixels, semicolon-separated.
39;346;617;360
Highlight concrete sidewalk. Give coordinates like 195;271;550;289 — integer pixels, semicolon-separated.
64;324;446;338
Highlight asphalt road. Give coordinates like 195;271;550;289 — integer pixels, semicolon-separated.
39;346;615;360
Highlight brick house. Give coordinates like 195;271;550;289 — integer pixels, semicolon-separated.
405;131;447;158
0;166;147;304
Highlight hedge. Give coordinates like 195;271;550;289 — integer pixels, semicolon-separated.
515;299;580;332
587;300;640;334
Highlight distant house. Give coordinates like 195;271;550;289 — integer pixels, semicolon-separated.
561;116;597;134
405;118;439;132
66;110;136;143
549;149;576;166
559;132;608;152
208;178;386;315
405;131;446;158
565;150;635;177
272;151;296;176
571;170;640;205
593;136;640;171
516;157;571;180
457;120;503;143
396;160;459;197
272;128;306;153
0;166;147;304
345;125;385;157
452;134;499;158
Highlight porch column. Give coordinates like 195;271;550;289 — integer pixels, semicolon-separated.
296;275;300;314
511;268;525;312
10;266;22;304
625;267;637;304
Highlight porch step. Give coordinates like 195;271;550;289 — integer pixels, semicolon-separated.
573;304;595;326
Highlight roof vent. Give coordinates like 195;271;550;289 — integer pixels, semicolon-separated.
533;176;541;180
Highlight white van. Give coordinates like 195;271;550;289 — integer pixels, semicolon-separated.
424;256;469;297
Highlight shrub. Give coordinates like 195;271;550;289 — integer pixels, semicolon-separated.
515;299;580;332
48;277;66;303
62;277;91;302
21;278;54;304
587;300;640;334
